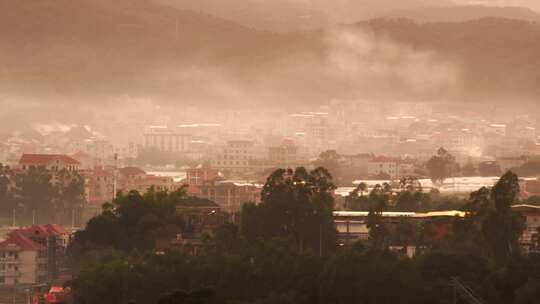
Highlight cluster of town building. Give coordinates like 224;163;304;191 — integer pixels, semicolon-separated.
2;101;539;174
1;101;540;286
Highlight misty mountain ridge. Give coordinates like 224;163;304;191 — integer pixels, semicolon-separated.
2;0;540;127
383;5;540;23
157;0;456;32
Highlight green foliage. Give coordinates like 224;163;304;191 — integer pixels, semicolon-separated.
241;167;337;255
69;188;188;257
344;182;369;211
0;165;85;224
345;177;430;212
68;169;540;304
483;171;525;265
426;147;456;185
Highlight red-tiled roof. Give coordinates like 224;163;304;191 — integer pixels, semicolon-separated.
16;224;66;238
44;224;66;235
19;154;80;165
119;167;146;176
0;231;43;251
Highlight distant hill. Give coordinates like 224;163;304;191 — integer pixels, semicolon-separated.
157;0;455;32
0;0;279;100
383;5;540;23
348;18;540;102
2;0;540;113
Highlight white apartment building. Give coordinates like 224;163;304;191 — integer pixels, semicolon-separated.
143;126;192;153
367;156;400;179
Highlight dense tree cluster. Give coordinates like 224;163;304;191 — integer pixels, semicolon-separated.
68;169;540;304
0;164;85;225
345;177;433;213
426;147;457;185
68;188;189;259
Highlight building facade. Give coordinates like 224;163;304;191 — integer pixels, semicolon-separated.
143;126;191;153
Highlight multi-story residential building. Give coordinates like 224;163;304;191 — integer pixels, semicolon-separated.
199;180;261;213
268;140;298;168
142;175;181;193
85;166;116;205
117;166;147;192
286;112;332;156
212;140;255;174
143;126;191;153
0;224;67;286
511;204;540;252
185;167;219;186
368;156;399;179
19;154;80;172
71;151;96;170
366;156;418;180
0;232;47;286
68;138;116;166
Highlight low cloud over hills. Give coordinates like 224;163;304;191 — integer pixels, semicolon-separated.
1;0;540;123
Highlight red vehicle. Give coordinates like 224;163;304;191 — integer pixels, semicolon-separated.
43;286;72;304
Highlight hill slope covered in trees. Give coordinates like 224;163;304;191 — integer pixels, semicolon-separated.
2;0;540;111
